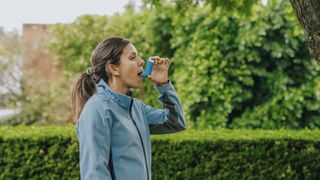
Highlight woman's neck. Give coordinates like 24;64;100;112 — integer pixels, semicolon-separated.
107;80;130;95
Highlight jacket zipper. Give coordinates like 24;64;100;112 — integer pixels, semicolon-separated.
129;98;150;180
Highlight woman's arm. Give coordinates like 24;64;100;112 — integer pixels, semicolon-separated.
77;100;113;180
144;81;187;134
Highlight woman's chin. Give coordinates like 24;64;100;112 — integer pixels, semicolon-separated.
131;82;142;89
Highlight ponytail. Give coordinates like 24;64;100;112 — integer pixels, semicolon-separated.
71;72;96;122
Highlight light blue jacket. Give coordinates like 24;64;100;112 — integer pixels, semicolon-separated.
76;79;186;180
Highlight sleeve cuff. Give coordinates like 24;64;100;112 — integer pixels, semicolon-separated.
154;80;174;93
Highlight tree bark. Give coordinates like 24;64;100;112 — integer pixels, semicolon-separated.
290;0;320;64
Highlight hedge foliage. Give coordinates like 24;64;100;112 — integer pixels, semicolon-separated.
44;0;320;129
1;126;319;179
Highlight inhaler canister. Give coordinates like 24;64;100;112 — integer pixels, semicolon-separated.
140;58;154;77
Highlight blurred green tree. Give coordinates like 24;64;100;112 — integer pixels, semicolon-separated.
46;0;320;129
170;0;320;129
0;28;21;110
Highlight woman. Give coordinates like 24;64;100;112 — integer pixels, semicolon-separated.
72;37;186;180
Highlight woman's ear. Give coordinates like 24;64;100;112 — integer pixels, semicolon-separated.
107;64;120;76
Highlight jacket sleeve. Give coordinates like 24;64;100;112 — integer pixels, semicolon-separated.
76;100;112;180
144;80;187;134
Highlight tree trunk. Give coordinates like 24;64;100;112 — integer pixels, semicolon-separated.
290;0;320;64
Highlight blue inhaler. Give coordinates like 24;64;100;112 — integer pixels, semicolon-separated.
140;58;154;77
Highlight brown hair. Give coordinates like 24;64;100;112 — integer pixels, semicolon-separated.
71;37;130;122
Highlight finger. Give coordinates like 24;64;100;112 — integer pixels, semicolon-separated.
161;58;167;66
159;58;166;64
151;56;160;61
152;62;158;70
164;58;170;65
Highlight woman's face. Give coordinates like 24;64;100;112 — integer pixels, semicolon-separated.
117;43;145;90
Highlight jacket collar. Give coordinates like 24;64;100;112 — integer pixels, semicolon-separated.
97;79;133;109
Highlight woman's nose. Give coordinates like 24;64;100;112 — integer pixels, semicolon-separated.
139;58;145;66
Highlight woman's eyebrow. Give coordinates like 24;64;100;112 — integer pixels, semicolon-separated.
130;52;138;56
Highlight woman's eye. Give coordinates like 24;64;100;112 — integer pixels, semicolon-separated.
131;56;136;60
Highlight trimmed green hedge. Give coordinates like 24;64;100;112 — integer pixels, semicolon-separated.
0;126;319;179
0;126;78;179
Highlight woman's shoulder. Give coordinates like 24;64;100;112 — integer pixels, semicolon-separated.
78;94;113;128
84;92;112;110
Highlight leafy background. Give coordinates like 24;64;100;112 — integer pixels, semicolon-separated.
1;0;319;129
